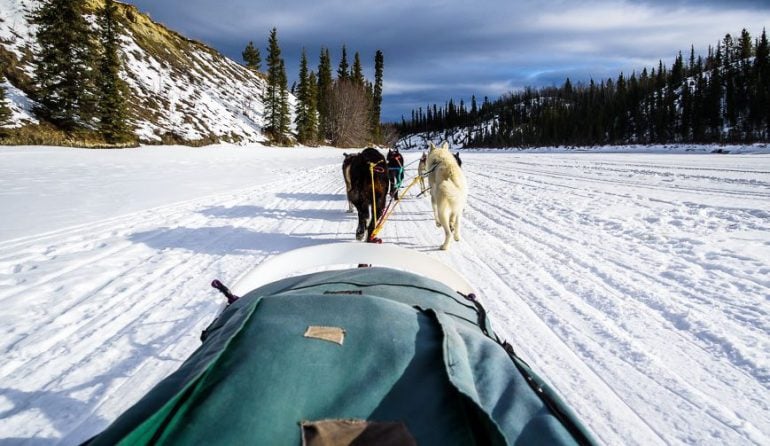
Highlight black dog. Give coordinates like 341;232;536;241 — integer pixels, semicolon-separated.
386;149;405;200
342;153;355;212
346;148;389;241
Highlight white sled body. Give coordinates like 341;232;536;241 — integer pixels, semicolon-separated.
232;242;474;296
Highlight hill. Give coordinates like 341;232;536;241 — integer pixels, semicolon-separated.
0;0;287;144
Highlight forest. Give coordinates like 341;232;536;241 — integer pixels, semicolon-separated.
397;29;770;147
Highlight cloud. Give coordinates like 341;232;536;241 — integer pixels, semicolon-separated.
126;0;770;121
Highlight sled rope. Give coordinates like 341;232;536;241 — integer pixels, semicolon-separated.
371;173;421;239
368;161;386;241
371;158;437;238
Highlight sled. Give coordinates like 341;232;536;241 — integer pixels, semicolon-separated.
84;242;597;446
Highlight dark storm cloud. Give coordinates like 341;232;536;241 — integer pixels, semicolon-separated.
125;0;770;122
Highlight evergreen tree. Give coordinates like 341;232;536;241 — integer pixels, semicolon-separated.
306;70;319;144
97;0;131;143
563;78;573;96
317;47;333;141
337;45;349;80
295;48;317;145
30;0;97;130
261;27;286;143
372;50;384;141
688;45;696;76
242;41;262;71
753;29;769;138
352;52;365;85
0;70;11;128
706;45;724;138
278;58;291;144
738;29;753;61
757;29;770;79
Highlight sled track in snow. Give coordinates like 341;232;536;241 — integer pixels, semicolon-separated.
461;160;769;443
1;152;769;445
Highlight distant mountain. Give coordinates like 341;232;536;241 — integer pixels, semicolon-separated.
0;0;289;144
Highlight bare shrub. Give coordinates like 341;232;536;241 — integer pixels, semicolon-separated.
326;79;370;147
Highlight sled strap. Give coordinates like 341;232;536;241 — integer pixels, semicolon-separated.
392;156;404;188
388;166;405;188
460;292;490;336
422;163;438;177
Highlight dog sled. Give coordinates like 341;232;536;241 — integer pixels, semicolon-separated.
84;243;596;446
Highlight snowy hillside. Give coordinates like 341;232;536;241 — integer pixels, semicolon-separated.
0;0;287;143
0;144;769;444
396;126;478;151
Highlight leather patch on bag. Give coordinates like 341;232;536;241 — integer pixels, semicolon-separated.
304;326;346;345
301;419;417;446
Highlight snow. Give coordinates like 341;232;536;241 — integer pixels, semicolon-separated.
1;79;38;127
0;0;36;60
0;144;769;445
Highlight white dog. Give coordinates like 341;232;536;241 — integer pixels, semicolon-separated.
426;142;467;250
417;152;427;194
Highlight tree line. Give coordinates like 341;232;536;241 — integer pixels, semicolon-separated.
397;28;770;147
244;29;385;147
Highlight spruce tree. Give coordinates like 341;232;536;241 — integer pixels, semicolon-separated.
306;71;319;145
261;27;284;142
97;0;131;143
30;0;97;130
352;52;364;85
337;45;349;80
757;29;770;80
707;46;724;138
295;48;315;145
372;50;384;141
278;58;291;144
753;29;769;138
242;41;261;71
317;48;333;142
0;71;11;128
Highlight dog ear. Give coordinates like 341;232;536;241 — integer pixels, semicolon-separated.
428;142;435;151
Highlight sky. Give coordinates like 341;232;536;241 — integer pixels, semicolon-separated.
122;0;770;122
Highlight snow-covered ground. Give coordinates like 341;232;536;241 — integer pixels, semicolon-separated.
0;144;768;445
